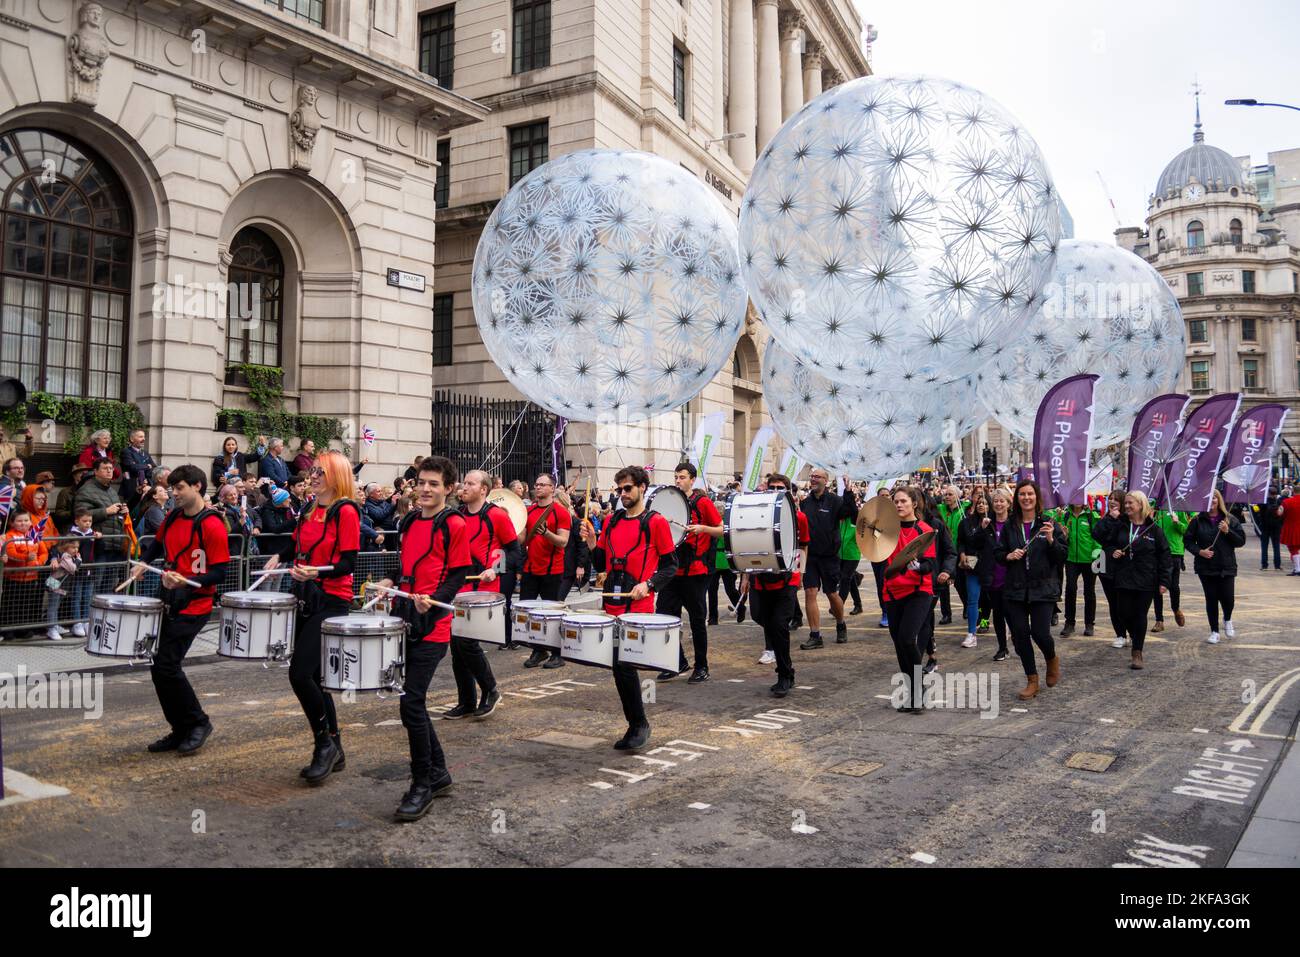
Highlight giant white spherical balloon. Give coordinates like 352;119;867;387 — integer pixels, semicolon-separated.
977;240;1185;446
471;149;747;421
740;75;1061;386
763;339;986;480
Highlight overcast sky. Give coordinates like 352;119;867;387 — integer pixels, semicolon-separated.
855;0;1300;241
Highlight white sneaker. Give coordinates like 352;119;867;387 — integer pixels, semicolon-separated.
72;622;87;638
1111;636;1127;649
759;650;775;665
1223;621;1235;639
961;634;977;649
1207;632;1220;645
56;625;71;635
46;627;63;641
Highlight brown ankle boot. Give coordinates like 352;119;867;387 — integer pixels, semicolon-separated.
1045;656;1061;687
1018;675;1040;700
1131;650;1144;670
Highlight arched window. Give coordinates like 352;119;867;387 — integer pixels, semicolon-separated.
226;226;284;367
1156;228;1167;249
1187;220;1204;248
1229;219;1243;245
0;129;132;399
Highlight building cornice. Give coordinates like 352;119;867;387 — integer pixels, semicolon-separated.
810;0;870;77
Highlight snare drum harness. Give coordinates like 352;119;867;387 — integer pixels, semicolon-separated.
591;509;678;609
396;507;469;638
460;501;521;591
139;506;229;617
280;498;361;615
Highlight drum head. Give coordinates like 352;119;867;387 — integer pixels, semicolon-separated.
775;492;797;568
323;614;404;634
220;590;297;609
622;613;680;627
646;486;690;545
91;594;164;612
455;592;506;607
563;614;613;626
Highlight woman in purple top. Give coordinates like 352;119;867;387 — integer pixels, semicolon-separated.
983;488;1012;661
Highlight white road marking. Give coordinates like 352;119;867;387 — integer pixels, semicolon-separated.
1011;708;1029;713
791;823;819;835
1099;718;1116;724
910;851;937;864
375;719;402;726
588;781;614;790
727;679;745;683
242;701;263;706
874;695;892;701
1192;728;1210;734
1228;666;1300;739
688;802;711;810
202;693;221;698
797;686;814;690
347;723;367;728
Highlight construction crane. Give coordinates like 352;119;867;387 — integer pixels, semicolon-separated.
1096;171;1122;228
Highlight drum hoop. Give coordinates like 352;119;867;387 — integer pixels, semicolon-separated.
91;594;164;611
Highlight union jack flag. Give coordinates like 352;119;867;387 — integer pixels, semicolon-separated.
361;425;376;446
0;483;13;518
28;515;49;543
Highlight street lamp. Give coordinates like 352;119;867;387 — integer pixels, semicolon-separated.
705;132;747;146
1225;98;1300;113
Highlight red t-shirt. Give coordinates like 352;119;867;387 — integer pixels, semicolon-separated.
524;502;570;576
598;510;676;615
294;502;361;602
162;510;230;616
401;510;470;642
882;522;937;602
459;502;518;594
753;510;810;591
677;493;723;576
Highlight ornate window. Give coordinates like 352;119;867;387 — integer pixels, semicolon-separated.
1242;358;1259;389
225;226;283;368
1187;220;1204;248
1229;219;1243;245
0;129;133;400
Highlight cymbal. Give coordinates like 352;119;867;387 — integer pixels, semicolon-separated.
856;496;901;563
487;487;528;537
884;530;935;578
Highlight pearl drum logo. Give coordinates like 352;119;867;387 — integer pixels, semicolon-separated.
341;646;359;685
328;647;340;676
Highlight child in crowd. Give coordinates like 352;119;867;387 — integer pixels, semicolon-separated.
2;510;48;640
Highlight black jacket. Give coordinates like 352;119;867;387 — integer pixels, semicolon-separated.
1092;514;1125;579
1256;495;1284;533
1187;511;1246;578
120;445;155;499
1097;519;1172;593
211;449;263;488
259;502;297;557
800;490;857;558
995;516;1067;603
928;512;957;589
956;514;997;586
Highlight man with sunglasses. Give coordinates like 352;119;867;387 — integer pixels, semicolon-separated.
521;473;570;669
580;466;678;749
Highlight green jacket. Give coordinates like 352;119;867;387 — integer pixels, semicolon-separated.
1060;508;1100;564
839;517;860;561
1155;511;1191;557
937;502;966;550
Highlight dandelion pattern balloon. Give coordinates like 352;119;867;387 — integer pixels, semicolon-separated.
740;75;1061;385
763;339;986;480
978;239;1185;446
471;149;748;421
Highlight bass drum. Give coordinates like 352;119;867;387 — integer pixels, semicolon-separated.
724;491;798;574
645;485;690;546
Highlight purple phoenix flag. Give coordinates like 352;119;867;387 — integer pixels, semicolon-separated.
1032;374;1098;509
1164;394;1242;513
1126;394;1190;503
551;416;568;481
1221;404;1290;505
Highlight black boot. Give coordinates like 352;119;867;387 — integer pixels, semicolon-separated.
303;730;341;785
394;769;453;822
300;732;344;777
800;632;823;650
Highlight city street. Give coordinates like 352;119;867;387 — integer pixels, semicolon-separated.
2;566;1296;868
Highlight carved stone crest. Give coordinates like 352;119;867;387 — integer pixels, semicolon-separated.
290;84;320;170
67;2;109;106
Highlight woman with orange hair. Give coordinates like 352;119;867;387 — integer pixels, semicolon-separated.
262;450;362;784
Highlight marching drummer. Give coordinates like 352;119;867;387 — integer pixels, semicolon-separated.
376;456;470;822
448;468;521;719
126;465;230;756
579;465;678;750
521;473;571;669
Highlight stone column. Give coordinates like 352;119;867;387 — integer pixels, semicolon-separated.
779;11;804;120
802;40;823;102
712;0;727;140
755;0;782;152
727;0;757;173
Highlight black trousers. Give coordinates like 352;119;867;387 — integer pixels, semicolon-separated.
885;591;932;709
1260;527;1282;569
558;574;577;599
1098;575;1124;639
520;573;562;602
289;595;350;736
657;574;708;671
1005;599;1056;678
401;638;448;781
983;585;1008;653
871;561;887;617
1113;588;1155;651
751;585;796;680
151;610;210;734
1199;574;1236;632
1064;561;1097;626
708;569;740;620
612;647;647;729
838;559;863;609
919;594;940;657
451;633;497;709
1153;555;1182;620
499;571;516;643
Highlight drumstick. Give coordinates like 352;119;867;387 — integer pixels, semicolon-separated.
365;582;456;613
251;564;334;589
128;560;201;589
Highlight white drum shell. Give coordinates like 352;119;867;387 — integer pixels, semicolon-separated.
560;613;616;669
526;609;566;651
646;485;690;546
218;592;296;660
321;616;406;692
725;492;798;574
85;594;163;659
452;592;507;645
513;600;565;646
616;613;682;673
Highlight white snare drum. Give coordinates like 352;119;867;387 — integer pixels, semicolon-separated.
218;591;296;661
617;613;682;672
85;594;164;660
453;592;507;645
725;491;798;574
646;485;690;546
513;599;566;646
526;607;567;651
561;613;617;669
321;615;406;693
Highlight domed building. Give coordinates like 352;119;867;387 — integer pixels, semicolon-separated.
1117;106;1300;477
